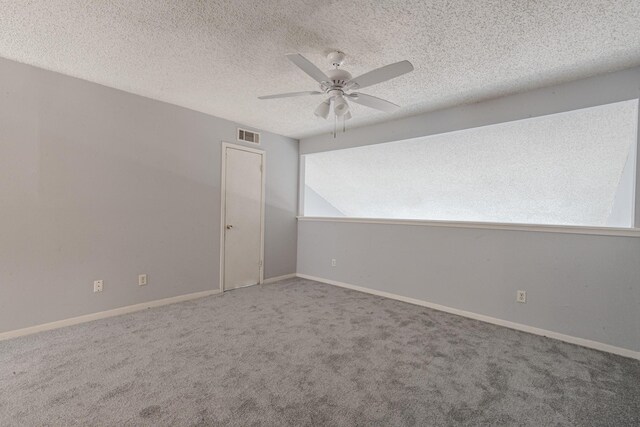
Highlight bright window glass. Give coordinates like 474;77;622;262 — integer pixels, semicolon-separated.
303;100;638;227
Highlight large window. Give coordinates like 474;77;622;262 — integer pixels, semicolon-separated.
302;100;638;228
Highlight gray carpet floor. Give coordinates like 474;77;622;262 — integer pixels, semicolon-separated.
1;278;638;426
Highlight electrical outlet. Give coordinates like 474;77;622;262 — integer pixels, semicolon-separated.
93;280;103;293
516;290;526;303
331;259;337;267
138;274;148;286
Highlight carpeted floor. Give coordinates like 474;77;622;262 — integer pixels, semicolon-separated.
1;278;638;426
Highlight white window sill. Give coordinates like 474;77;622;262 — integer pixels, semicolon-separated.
297;216;640;237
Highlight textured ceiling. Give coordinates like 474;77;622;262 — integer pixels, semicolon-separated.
1;1;639;139
305;100;639;226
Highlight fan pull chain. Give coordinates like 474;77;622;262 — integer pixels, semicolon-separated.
333;113;337;139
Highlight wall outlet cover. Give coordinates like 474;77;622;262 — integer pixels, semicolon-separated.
138;274;148;286
93;280;104;293
517;290;526;303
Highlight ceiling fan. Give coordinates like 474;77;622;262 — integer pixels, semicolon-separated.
258;51;413;131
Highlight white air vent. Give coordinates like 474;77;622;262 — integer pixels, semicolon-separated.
237;128;260;144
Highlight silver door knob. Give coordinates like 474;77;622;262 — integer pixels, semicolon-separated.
226;224;233;229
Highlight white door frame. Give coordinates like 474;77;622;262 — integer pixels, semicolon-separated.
219;142;266;293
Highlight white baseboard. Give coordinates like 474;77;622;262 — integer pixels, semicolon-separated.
5;274;637;361
262;273;297;284
0;289;221;342
296;274;640;361
1;274;296;341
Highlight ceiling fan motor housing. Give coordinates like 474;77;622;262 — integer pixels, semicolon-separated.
325;69;352;89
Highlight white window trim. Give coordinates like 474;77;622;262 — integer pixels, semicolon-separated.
297;216;640;237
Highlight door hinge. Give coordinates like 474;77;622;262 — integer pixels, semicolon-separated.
259;260;263;268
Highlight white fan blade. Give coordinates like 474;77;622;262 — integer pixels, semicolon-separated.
349;93;400;113
286;54;330;83
258;91;322;99
348;60;413;90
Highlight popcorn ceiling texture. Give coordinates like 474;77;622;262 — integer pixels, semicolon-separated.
0;0;639;139
304;100;638;226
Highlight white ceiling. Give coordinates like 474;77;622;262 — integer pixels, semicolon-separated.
305;100;639;227
1;1;639;139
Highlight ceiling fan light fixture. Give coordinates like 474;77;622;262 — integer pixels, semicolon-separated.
258;51;414;126
333;95;349;117
314;99;331;119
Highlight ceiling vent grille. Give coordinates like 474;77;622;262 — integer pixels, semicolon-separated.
237;128;260;144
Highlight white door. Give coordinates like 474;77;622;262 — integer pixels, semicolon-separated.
222;144;264;291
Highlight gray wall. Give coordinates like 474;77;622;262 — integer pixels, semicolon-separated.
303;185;345;217
297;220;640;352
0;58;298;333
298;66;640;352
